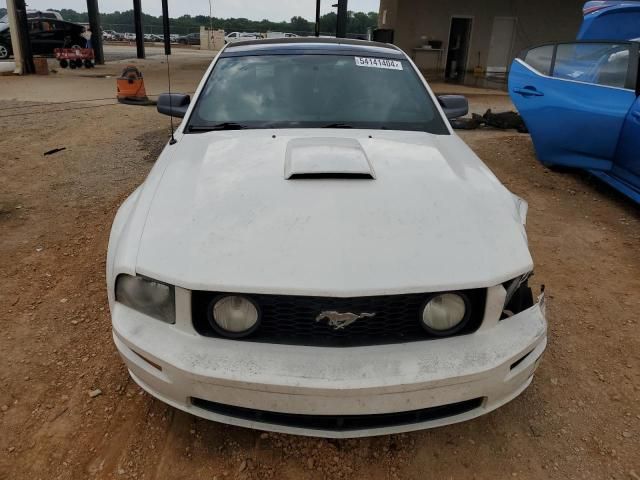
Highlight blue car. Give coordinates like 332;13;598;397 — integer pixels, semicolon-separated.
509;2;640;203
579;1;640;41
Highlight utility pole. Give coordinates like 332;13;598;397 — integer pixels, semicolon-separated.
6;0;34;74
86;0;104;64
336;0;348;38
133;0;145;59
315;0;321;37
161;0;171;55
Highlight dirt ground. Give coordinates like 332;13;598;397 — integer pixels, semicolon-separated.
1;50;639;480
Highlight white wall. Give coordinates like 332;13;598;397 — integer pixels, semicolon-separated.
380;0;585;72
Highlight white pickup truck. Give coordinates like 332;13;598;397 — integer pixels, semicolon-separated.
224;31;261;44
266;32;299;39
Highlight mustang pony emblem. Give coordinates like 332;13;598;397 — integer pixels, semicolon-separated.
315;311;376;330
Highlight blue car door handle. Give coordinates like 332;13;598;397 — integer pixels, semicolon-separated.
513;86;544;97
632;111;640;121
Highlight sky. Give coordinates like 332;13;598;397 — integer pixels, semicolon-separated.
0;0;380;21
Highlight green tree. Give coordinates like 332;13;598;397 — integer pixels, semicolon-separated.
319;12;337;34
38;8;377;36
290;15;311;33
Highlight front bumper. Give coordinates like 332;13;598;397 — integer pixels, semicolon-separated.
112;297;547;438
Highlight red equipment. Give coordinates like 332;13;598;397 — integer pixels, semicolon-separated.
54;48;95;69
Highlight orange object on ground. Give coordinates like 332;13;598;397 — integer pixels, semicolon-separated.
117;65;152;105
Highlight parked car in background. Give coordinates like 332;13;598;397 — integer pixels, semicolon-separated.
509;1;640;203
0;18;84;59
1;9;63;23
224;31;261;43
142;33;163;42
266;32;299;39
27;10;64;21
104;30;123;41
143;33;157;42
177;32;200;45
108;38;546;438
123;32;136;41
579;0;640;41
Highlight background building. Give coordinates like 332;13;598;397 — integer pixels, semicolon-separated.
378;0;586;80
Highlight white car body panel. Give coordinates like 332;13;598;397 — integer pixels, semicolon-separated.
133;129;531;296
112;293;546;438
107;39;546;437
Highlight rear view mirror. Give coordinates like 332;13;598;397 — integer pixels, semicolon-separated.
157;93;191;118
438;95;469;120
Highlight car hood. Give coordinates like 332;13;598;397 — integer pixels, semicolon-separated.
135;130;532;296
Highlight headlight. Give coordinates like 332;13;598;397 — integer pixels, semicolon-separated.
209;295;260;338
115;274;175;324
420;293;469;336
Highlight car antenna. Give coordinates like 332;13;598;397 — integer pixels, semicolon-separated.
166;52;177;145
162;0;177;145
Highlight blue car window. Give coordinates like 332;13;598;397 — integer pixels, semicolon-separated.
553;43;631;89
523;45;554;75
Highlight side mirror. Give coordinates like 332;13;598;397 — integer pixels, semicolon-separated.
157;93;190;118
438;95;469;120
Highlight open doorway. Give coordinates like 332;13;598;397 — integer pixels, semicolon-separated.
445;17;473;81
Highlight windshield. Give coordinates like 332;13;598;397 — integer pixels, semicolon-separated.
188;54;449;134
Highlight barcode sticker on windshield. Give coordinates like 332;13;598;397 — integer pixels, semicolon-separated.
354;57;403;70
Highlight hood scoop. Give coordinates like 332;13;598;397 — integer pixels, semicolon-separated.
284;137;375;180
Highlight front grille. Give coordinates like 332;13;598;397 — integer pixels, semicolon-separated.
191;397;484;432
192;289;486;347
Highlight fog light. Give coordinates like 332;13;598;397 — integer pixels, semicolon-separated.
210;295;260;338
421;293;469;336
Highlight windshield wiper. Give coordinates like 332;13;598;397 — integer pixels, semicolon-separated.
188;122;248;132
321;123;354;129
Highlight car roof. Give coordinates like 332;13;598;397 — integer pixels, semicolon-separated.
28;18;78;26
221;37;405;59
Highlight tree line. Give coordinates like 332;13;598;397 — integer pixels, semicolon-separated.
39;9;378;35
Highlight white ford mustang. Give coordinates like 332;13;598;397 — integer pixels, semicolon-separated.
107;38;547;438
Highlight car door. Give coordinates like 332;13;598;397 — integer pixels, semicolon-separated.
66;23;85;48
28;20;46;54
52;21;71;49
614;96;640;180
37;20;62;53
509;41;639;170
